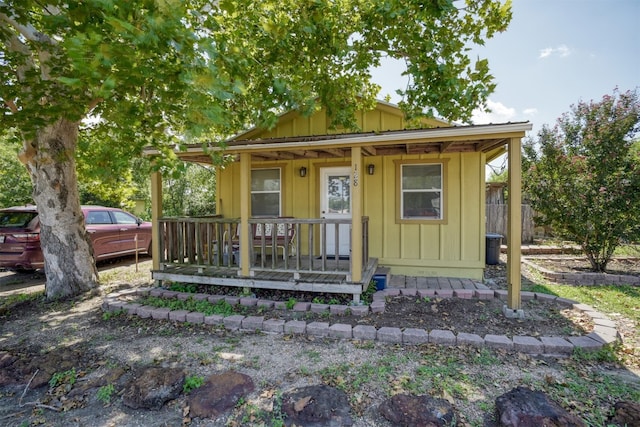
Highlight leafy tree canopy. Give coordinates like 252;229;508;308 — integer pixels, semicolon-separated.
523;89;640;272
0;0;512;299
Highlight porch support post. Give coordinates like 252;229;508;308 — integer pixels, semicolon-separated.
507;137;522;311
150;170;162;271
239;152;251;276
351;147;363;283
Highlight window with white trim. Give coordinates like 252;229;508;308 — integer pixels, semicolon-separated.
251;168;281;217
401;164;443;220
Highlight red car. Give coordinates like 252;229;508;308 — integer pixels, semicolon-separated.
0;205;152;272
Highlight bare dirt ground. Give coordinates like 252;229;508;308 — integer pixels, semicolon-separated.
0;257;638;426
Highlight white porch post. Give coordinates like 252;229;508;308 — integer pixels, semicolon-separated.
239;152;251;276
351;147;363;283
507;137;522;311
150;170;162;271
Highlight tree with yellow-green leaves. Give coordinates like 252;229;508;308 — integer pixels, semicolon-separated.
1;0;512;299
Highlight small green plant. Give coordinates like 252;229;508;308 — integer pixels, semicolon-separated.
183;375;205;394
285;298;297;310
96;384;115;404
49;368;77;388
312;297;325;304
169;282;198;293
102;308;126;321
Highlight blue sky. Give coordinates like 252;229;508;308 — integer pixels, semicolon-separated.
372;0;639;136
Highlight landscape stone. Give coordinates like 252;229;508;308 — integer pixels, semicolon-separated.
429;329;456;346
350;305;369;316
263;319;285;333
485;334;513;350
223;315;245;330
379;393;457;427
495;386;586;427
307;322;330;337
567;336;603;352
513;336;543;354
402;328;429;344
377;327;402;343
185;312;204;324
456;332;484;347
150;307;170;320
329;323;352;339
122;367;185;410
168;309;189;322
188;371;255;419
281;384;353;427
284;320;306;334
204;314;224;325
241;316;264;331
541;336;574;354
608;400;640;427
353;325;377;340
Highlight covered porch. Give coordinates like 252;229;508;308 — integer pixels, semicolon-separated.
151;216;377;302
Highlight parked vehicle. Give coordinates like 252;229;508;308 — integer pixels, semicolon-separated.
0;205;152;271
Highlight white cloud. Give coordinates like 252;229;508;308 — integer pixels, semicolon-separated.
472;100;517;124
539;44;572;59
523;108;538;117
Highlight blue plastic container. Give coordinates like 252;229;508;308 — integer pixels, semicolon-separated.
373;274;387;291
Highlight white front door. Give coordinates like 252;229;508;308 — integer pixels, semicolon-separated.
320;167;351;257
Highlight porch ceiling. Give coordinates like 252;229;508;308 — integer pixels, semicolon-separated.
156;122;532;164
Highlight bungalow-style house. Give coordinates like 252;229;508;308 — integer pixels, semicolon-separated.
147;101;531;310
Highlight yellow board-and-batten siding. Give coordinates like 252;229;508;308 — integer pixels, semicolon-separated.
216;103;486;280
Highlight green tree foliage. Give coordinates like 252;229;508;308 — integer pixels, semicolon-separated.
0;131;32;208
0;0;512;298
523;89;640;272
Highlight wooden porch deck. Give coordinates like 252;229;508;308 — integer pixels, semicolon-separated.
152;255;379;302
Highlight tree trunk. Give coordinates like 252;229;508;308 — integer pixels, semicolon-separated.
21;118;99;299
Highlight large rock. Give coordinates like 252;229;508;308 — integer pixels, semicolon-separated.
378;393;457;427
495;386;585;427
188;371;255;419
281;384;353;427
608;400;640;427
122;367;185;410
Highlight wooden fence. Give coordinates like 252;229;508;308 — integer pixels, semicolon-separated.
486;204;535;244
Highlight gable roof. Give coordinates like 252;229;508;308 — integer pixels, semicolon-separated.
233;100;452;141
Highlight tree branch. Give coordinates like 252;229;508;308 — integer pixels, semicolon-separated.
4;99;18;113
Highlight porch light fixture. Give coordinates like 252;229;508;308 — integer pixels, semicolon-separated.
367;164;375;175
299;166;307;177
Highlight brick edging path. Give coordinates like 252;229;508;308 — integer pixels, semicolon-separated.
102;287;620;357
523;257;640;286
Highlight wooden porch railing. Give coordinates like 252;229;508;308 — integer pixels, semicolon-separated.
157;216;370;281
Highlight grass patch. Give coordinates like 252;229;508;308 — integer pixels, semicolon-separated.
0;291;43;315
528;284;640;324
183;375;205;394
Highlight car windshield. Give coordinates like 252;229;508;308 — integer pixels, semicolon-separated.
0;212;38;228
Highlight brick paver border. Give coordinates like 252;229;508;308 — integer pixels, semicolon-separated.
102;286;619;357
